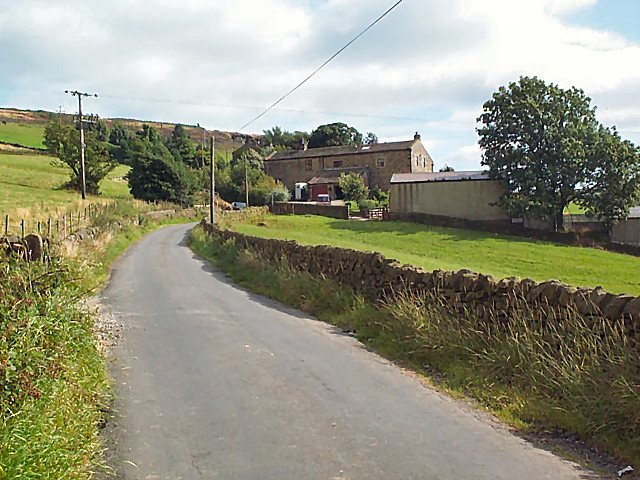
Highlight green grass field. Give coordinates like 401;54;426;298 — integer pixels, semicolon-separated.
0;153;131;214
0;122;46;148
232;215;640;295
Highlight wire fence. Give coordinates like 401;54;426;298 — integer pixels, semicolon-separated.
2;202;112;241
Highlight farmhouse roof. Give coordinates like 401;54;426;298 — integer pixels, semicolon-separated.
390;171;490;184
307;166;369;185
267;139;418;161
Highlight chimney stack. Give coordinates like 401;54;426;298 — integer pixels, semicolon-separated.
414;132;421;141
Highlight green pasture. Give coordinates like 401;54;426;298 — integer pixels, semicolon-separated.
0;122;46;148
232;214;640;295
0;153;131;214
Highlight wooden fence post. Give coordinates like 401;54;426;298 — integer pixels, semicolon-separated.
4;215;7;237
48;219;51;238
21;219;24;240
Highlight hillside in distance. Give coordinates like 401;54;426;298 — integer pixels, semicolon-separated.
0;107;255;153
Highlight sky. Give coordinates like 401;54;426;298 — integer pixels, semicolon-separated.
1;0;639;171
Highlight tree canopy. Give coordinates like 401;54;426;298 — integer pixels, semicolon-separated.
167;124;198;168
44;122;117;195
263;126;309;151
339;172;369;204
125;127;197;206
477;76;640;230
364;132;378;145
582;125;640;227
308;122;363;148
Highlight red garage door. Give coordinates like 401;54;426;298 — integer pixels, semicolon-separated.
310;184;328;200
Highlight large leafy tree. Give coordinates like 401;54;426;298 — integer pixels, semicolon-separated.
125;126;197;205
308;122;363;148
263;125;309;151
44;122;116;195
478;76;600;231
233;147;264;170
363;132;378;145
582;126;640;227
167;124;198;168
107;121;131;164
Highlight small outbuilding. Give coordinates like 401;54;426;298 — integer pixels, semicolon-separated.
389;171;508;221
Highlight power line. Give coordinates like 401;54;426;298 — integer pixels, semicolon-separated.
238;0;406;131
100;92;427;123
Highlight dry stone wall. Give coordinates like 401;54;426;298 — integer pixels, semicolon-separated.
270;203;349;220
200;221;640;341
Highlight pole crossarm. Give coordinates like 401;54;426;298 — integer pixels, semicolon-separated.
65;90;98;200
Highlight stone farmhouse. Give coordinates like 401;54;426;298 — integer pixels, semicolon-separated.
264;133;433;199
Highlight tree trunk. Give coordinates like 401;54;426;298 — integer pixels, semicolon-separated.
554;209;565;232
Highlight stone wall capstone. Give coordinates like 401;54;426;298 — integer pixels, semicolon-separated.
200;221;640;342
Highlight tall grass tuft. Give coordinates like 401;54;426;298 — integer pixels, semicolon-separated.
0;253;109;478
189;224;640;466
383;291;640;462
1;199;202;478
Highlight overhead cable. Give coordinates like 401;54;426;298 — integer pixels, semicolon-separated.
238;0;406;131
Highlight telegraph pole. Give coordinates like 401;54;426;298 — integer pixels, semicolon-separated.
244;154;249;207
201;127;205;169
65;90;98;200
210;136;215;224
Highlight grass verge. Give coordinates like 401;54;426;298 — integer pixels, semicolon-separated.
0;200;203;479
189;224;640;469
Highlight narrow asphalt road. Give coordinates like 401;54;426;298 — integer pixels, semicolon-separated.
101;223;597;480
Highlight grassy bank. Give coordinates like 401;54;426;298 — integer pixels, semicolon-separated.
0;201;202;478
0;153;131;215
0;122;46;149
230;214;640;295
189;224;640;469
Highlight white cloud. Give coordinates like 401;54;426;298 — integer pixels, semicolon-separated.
0;0;639;167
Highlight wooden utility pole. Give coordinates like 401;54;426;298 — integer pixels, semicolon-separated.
210;136;215;224
66;90;98;200
244;155;249;207
201;127;206;169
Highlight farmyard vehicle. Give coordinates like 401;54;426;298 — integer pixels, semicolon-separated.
231;202;246;210
316;194;331;204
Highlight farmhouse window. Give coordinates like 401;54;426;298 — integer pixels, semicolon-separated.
377;158;385;168
333;160;343;167
305;159;313;170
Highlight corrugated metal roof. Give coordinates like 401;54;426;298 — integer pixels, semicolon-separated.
267;140;417;161
390;171;490;184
